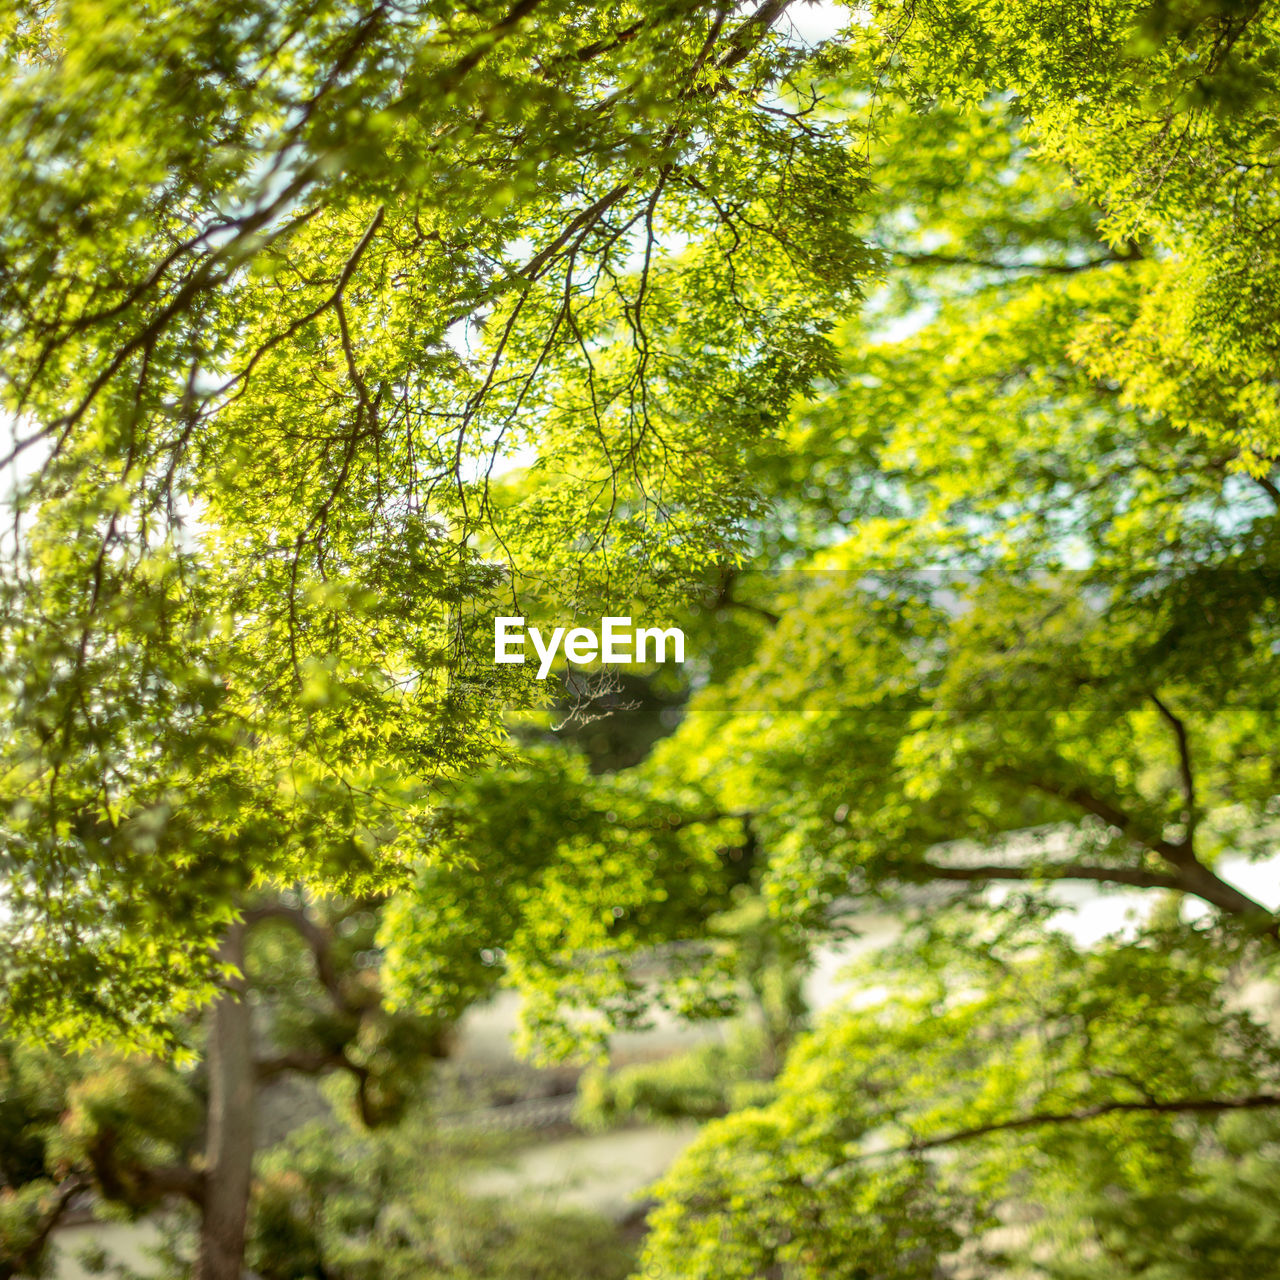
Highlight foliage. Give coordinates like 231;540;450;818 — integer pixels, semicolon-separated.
603;31;1280;1266
1031;1110;1280;1279
379;746;746;1061
0;894;448;1277
0;1044;198;1279
372;10;1280;1274
861;0;1280;457
244;1115;637;1280
0;0;871;1044
651;567;1280;935
641;921;1280;1279
574;1024;776;1130
616;2;1280;963
4;0;1280;1276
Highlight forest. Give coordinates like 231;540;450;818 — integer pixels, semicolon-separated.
2;0;1279;1277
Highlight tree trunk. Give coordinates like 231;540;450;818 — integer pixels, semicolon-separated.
196;922;255;1280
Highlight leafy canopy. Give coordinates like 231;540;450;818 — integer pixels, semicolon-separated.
0;0;871;1042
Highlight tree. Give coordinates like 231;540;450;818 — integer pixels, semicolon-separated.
613;9;1280;1272
859;0;1280;468
379;745;748;1063
246;1116;638;1280
367;10;1280;1273
2;8;870;1271
0;891;449;1280
6;0;1280;1274
641;922;1280;1279
378;72;1280;1064
0;0;869;1041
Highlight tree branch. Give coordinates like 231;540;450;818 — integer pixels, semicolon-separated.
1019;774;1139;836
0;1176;89;1280
84;1130;204;1210
921;860;1183;892
1148;691;1197;849
254;1047;351;1082
852;1092;1280;1165
138;1163;206;1208
1253;473;1280;509
997;768;1276;932
242;901;369;1015
718;0;794;69
892;250;1134;275
713;568;780;625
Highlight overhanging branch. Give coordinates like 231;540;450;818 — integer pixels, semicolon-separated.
822;1092;1280;1176
921;860;1183;892
994;766;1276;932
